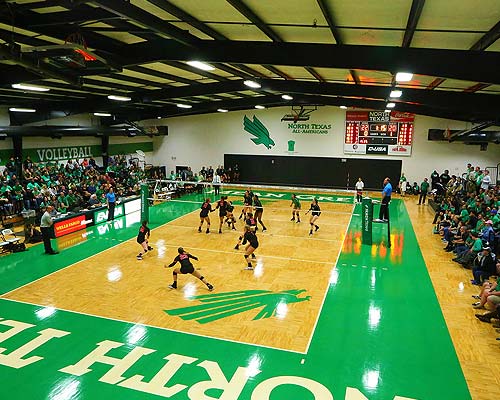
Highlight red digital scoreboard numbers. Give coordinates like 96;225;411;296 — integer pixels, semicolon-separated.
345;122;358;144
398;122;414;145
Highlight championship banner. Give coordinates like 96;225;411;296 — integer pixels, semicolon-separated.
344;111;414;157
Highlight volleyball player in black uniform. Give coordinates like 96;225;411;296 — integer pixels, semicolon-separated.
307;198;321;235
239;190;253;219
235;212;257;250
242;226;259;270
215;195;229;233
253;194;267;231
136;221;153;260
225;200;236;230
198;198;213;234
165;247;214;291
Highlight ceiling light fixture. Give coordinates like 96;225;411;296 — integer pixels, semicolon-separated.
386;102;396;108
157;116;162;119
340;105;347;109
93;112;111;117
217;108;228;113
12;83;50;92
255;105;265;109
281;94;293;100
244;80;261;89
107;95;131;101
9;107;36;112
176;103;192;109
395;72;413;82
186;61;215;71
390;90;402;98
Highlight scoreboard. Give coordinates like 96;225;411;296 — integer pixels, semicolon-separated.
344;111;414;156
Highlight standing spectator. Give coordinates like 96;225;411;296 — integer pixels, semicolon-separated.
481;170;491;191
212;173;221;196
418;178;430;205
106;187;116;222
40;205;58;255
430;170;440;190
440;169;451;186
399;173;407;197
355;177;364;203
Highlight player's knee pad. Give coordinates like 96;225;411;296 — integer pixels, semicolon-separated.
239;236;242;240
199;275;204;280
244;254;248;259
173;272;178;276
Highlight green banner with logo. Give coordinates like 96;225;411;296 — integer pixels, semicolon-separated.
140;183;149;223
362;197;373;245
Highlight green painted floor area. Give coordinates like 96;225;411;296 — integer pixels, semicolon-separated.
0;193;470;399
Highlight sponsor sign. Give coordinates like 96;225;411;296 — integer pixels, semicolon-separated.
53;215;88;238
94;204;124;224
366;145;388;155
389;111;415;122
345;111;369;121
388;145;412;156
343;144;367;154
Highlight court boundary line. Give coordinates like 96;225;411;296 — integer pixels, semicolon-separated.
304;201;356;354
0;209;199;297
0;297;306;355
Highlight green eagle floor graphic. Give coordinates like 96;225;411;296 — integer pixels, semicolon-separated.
0;191;471;399
165;289;311;324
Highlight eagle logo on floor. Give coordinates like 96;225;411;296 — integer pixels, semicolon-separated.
165;289;310;324
243;115;275;149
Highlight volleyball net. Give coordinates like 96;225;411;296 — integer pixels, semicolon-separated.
141;179;357;224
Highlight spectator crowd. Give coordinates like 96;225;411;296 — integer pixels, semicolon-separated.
0;154;146;219
431;163;500;336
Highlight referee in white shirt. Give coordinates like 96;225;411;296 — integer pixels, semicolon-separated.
40;205;58;255
212;173;221;196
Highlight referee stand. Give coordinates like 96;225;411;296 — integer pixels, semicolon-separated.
362;197;391;248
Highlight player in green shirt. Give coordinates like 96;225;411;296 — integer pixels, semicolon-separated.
290;194;301;223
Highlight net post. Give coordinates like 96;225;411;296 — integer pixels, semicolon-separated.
140;182;149;222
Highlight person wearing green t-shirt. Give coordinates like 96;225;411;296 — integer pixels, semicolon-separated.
57;192;68;213
418;178;430;205
460;206;470;224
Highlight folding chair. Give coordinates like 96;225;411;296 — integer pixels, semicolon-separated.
1;229;21;245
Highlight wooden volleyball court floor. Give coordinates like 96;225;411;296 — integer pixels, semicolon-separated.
0;188;473;399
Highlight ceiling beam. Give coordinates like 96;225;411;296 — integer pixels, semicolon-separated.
226;0;282;42
316;0;359;84
470;19;500;51
91;0;200;47
146;0;227;41
122;40;500;84
463;83;491;93
402;0;426;47
227;0;324;82
426;77;446;90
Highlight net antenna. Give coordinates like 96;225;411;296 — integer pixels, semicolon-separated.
281;105;318;122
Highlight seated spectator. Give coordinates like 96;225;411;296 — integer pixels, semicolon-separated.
472;262;500;309
471;247;496;285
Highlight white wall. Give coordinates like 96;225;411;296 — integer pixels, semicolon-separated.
147;106;500;182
